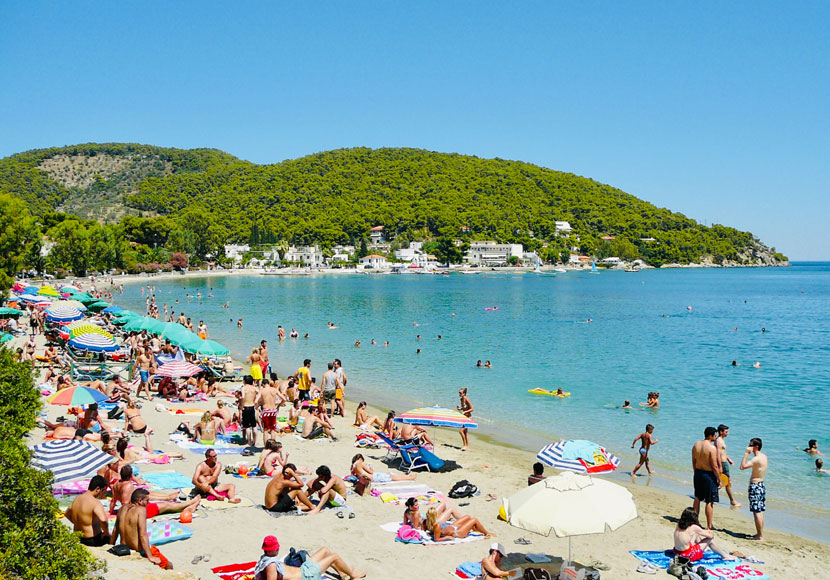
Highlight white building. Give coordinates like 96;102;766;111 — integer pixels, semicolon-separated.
359;254;388;269
284;245;324;268
224;244;251;264
523;251;541;267
464;241;524;266
555;221;572;236
370;226;385;244
330;244;354;263
394;242;429;267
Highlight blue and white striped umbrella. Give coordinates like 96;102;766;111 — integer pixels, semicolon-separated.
31;440;115;484
537;440;621;474
68;333;119;352
45;305;84;323
17;294;52;305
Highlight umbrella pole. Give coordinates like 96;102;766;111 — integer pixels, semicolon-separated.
568;536;572;564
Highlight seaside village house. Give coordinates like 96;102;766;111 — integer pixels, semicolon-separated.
464;241;524;266
283;245;325;268
369;225;385;244
224;244;250;267
394;241;430;268
555;221;572;236
359;254;389;269
330;244;355;263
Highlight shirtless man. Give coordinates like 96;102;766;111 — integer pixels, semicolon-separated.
43;344;59;364
110;465;199;516
691;426;721;529
135;347;153;400
457;387;473;451
400;422;435;447
190;449;240;503
302;406;336;440
631;424;658;476
307;465;349;513
106;375;131;401
65;475;110;546
277;325;286;341
259;339;270;376
740;437;768;541
240;375;258;447
321;362;339;415
257;375;282;444
264;463;315;513
716;424;741;507
253;535;365;580
111;488;173;569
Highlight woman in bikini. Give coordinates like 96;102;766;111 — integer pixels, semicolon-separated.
351;454;415;483
193;411;219;444
124;401;153;435
381;411;400;439
425;506;492;542
353;401;384;430
403;497;467;530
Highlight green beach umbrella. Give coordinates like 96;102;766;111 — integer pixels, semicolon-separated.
85;300;110;312
159;322;194;344
0;333;13;343
182;338;230;356
74;293;98;305
0;307;24;318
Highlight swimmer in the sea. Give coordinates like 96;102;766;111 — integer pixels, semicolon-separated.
328;322;338;329
484;360;491;368
752;361;761;368
816;459;830;475
621;400;632;409
731;360;739;366
384;341;388;347
476;360;483;368
371;339;376;345
803;440;824;456
416;335;421;341
416;348;421;354
354;340;361;348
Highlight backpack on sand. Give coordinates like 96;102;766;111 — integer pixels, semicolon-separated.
448;479;478;499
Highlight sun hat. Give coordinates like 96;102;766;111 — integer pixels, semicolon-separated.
490;542;505;556
262;535;280;551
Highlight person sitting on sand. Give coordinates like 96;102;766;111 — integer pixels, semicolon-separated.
307;465;349;511
193;410;221;443
110;488;173;570
351;453;416;483
804;440;824;456
399;422;434;447
382;410;400;439
65;475;110;546
264;463;316;513
190;449;241;503
124;400;153;435
425;506;492;542
528;462;546;485
480;543;511;579
110;465;200;516
353;401;384;430
253;534;365;580
258;440;311;476
302;406;337;441
403;497;466;531
673;507;735;562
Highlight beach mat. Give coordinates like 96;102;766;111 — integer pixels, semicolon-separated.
254;504;307;519
106;519;193;545
212;561;341;580
200;496;255;511
630;550;769;580
142;470;193;490
380;521;485;545
172;438;241;454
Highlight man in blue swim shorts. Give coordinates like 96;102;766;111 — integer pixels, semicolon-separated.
136;347;153;400
253;535;366;579
691;426;721;530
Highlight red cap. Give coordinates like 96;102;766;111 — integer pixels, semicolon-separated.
262;535;280;551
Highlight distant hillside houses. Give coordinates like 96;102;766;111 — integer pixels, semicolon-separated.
464;241;524;267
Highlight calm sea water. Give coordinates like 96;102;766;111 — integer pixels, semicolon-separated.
117;264;830;540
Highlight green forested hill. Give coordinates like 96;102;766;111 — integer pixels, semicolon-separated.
0;144;787;269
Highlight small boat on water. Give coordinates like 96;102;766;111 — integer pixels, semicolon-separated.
590;260;600;274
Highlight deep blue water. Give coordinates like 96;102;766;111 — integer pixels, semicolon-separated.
117;264;830;539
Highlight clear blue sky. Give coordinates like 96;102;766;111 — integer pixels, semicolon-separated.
2;2;828;259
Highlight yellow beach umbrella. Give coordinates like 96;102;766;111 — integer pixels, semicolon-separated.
67;324;113;340
38;286;60;297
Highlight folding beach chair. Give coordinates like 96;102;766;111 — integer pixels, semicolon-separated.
399;446;430;474
374;431;409;463
414;446;445;471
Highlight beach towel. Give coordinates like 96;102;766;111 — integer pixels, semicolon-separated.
167;407;208;416
172;438;240;454
211;561;341;580
380;522;486;546
200;496;255;511
254;505;307;519
106;519;193;545
630;550;769;580
53;479;91;495
456;562;482;578
142;470;193;490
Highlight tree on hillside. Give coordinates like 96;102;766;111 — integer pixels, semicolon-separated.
0;193;37;293
434;236;463;266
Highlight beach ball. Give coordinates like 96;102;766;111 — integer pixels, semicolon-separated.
180;511;193;524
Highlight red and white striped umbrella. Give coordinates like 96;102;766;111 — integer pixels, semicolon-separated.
155;361;203;378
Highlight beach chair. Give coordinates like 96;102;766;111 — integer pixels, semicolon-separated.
374;431;409;462
399;446;430;474
414;446;445;471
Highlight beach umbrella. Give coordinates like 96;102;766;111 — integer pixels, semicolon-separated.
0;333;12;343
85;300;110;312
18;294;52;305
20;286;39;295
502;471;637;562
394;406;479;429
0;307;24;318
66;324;114;340
46;386;110;406
56;299;88;311
156;360;202;378
60;286;79;294
183;338;230;357
102;305;124;314
159;322;194;344
45;305;84;323
68;334;119;352
537;440;621;475
31;440;115;484
38;286;60;297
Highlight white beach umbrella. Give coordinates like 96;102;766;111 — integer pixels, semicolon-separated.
503;471;637;562
31;440;116;484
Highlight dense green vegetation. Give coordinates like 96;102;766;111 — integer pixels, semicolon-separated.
0;348;103;578
0;144;786;275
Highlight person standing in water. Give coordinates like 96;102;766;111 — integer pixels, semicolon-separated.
631;424;658;476
457;388;473;451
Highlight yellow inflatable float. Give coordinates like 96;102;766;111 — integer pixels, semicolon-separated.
527;388;570;398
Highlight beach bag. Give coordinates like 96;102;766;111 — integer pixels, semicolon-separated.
396;524;424;543
668;555;691;578
354;475;372;496
448;479;478;499
523;568;552;580
284;547;309;567
108;544;130;557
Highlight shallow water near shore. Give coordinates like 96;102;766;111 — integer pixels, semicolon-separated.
117;263;830;541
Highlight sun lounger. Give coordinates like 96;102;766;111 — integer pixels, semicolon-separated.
374;431;414;463
399;446;430;474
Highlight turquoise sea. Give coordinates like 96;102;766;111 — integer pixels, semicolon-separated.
117;264;830;541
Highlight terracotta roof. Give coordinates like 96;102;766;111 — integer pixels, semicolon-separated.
361;254;387;259
370;226;384;231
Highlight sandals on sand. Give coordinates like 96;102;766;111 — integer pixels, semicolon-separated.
636;562;657;574
514;537;532;545
191;554;212;565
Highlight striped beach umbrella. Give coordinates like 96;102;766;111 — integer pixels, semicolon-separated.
68;333;119;352
47;386;110;406
31;440;115;484
66;324;114;340
537;440;621;474
56;299;88;311
18;294;52;305
45;305;84;323
155;360;203;378
394;406;478;429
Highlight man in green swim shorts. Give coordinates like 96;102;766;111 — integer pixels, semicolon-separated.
252;535;366;579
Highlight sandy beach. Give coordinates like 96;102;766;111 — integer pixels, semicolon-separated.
12;276;828;580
